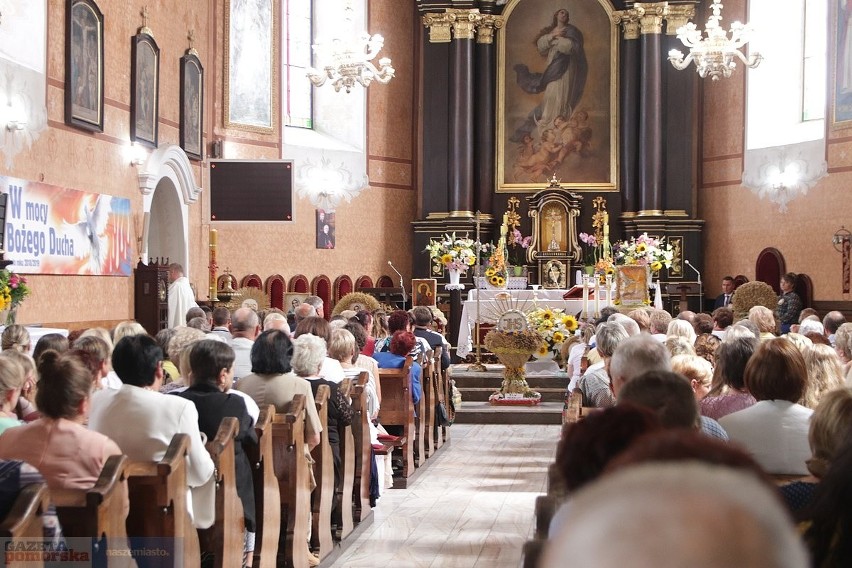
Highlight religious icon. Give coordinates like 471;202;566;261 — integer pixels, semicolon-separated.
543;259;567;289
412;279;438;307
316;209;336;249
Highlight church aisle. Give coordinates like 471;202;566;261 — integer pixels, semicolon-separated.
329;423;562;568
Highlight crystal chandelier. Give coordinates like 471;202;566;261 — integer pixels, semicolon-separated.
668;0;762;80
296;157;369;211
306;1;395;93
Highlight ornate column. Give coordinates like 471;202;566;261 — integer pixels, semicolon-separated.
448;10;479;217
636;3;666;215
613;8;641;215
474;12;504;216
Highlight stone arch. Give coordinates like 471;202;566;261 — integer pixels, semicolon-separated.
136;145;201;271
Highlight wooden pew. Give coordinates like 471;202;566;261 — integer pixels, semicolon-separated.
272;394;312;568
125;433;201;566
378;356;415;487
422;354;435;460
433;355;446;452
246;406;280;568
348;372;373;524
199;417;244;568
309;385;333;560
335;379;356;540
442;370;453;444
53;454;131;565
413;361;427;468
0;482;49;568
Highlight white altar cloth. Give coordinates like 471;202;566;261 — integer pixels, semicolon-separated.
456;289;613;358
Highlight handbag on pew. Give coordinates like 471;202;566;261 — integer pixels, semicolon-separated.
435;400;451;427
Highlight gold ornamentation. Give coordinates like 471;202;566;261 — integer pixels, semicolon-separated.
664;5;696;36
476;14;505;44
506;197;521;230
450;9;479;41
669;236;683;276
422;13;452;43
636;3;666;35
613;8;642;40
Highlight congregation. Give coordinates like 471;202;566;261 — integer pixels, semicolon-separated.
0;292;454;567
530;274;852;567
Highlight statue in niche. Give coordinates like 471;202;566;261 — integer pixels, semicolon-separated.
545;206;563;251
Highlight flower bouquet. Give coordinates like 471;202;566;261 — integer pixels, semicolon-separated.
579;232;600;267
425;233;477;272
483;241;508;289
507;228;532;267
0;270;30;324
484;328;543;404
527;307;579;359
612;232;673;274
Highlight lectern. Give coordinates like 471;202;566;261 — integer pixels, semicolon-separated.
666;282;702;314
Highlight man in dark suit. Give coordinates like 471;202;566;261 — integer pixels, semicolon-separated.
714;275;735;309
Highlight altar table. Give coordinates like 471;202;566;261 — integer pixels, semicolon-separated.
456;289;613;358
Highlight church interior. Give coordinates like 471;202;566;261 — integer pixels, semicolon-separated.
0;0;850;566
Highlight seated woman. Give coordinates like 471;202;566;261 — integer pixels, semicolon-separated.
0;350;125;501
801;343;845;409
78;328;122;389
236;329;321;449
344;322;382;411
749;306;778;341
719;338;814;475
159;327;207;393
32;333;68;363
549;404;662;537
1;325;30;353
1;350;39;422
176;339;258;568
699;337;758;420
329;328;379;419
800;428;852;566
294;317;345;384
292;334;353;524
373;311;432;365
372;331;422;407
0;357;25;433
779;388;852;513
70;336;112;390
112;321;147;344
351;311;375;356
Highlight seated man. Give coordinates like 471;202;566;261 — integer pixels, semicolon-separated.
411;306;451;370
89;334;216;529
372;331;422;406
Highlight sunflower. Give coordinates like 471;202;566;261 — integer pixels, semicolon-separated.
495;276;505;286
650;261;663;272
542;310;553;320
562;315;579;332
552;331;565;343
635;243;647;253
485;267;496;277
466;256;476;265
489;275;500;285
440;253;453;265
537;344;550;356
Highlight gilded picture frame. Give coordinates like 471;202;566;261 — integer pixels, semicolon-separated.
615;265;651;310
180;52;204;161
496;0;618;192
130;31;160;148
831;0;852;128
65;0;104;133
543;259;567;289
412;279;438;307
224;0;276;133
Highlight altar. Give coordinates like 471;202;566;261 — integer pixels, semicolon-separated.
456;288;613;358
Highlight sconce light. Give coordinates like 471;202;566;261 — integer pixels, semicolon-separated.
127;142;148;167
833;227;851;251
5;120;25;132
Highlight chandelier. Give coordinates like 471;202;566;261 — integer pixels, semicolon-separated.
306;1;395;93
668;0;762;80
742;147;827;213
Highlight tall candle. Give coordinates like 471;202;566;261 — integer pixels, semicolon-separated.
581;275;589;319
210;228;218;246
594;280;600;317
603;212;609;238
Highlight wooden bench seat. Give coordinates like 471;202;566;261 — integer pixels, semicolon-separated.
272;394;312;568
53;454;130;565
125;433;200;566
310;385;333;560
349;373;373;523
336;379;356;541
247;406;280;568
0;482;49;568
199;417;244;568
378;357;416;488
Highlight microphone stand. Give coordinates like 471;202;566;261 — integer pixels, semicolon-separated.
684;260;703;313
387;261;408;307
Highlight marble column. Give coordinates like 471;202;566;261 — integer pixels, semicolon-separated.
473;13;503;215
614;9;641;215
637;4;666;215
448;11;478;217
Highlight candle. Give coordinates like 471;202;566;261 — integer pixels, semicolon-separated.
503;212;508;227
594;279;600;317
581;275;589;319
210;228;218;246
603;212;609;238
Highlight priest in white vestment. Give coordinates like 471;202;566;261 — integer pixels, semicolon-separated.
168;263;198;328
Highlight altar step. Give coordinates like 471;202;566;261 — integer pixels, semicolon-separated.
449;364;568;425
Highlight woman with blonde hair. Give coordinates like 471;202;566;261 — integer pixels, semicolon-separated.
666;319;696;346
748;306;777;340
834;322;852;377
0;356;25;433
779;387;852;513
111;321;147;344
671;354;713;401
0;350;38;421
801;344;845;409
1;325;30;353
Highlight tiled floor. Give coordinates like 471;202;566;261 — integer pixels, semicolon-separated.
329;423;562;568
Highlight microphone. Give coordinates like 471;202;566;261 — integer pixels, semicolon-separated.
387;261;408;304
684;259;702;284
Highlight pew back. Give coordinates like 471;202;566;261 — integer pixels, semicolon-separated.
336;378;356;540
310;385;334;559
0;483;49;568
349;373;373;523
247;406;280;568
378;357;415;484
